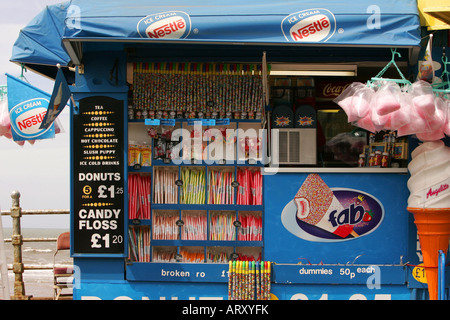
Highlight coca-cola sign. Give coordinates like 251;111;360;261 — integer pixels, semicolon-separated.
282;9;336;43
137;11;191;40
315;80;352;101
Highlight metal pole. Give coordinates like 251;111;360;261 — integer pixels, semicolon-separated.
0;207;10;300
9;191;31;300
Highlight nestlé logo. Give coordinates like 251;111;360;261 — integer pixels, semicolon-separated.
137;11;191;40
10;98;51;139
282;9;336;43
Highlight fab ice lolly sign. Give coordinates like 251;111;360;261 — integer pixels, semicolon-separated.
72;96;125;255
281;174;384;242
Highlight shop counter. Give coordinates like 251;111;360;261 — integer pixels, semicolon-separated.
262;168;414;266
264;167;408;174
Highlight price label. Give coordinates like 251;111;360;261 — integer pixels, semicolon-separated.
91;233;124;249
412;264;427;283
91;233;110;248
98;185;124;198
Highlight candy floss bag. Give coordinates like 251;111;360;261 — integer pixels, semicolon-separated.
416;95;446;141
397;84;433;138
372;81;402;116
333;82;372;122
444;97;450;136
411;80;436;118
0;98;12;139
366;81;400;132
354;112;377;133
415;94;447;141
351;83;378;133
384;90;411;131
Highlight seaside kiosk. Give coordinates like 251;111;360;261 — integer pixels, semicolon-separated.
10;0;450;300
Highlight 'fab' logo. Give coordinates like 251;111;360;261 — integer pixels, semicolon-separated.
281;9;336;43
137;11;191;40
281;174;384;243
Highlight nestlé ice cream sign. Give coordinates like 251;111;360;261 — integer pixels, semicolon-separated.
9;98;54;141
282;9;336;43
137;11;191;40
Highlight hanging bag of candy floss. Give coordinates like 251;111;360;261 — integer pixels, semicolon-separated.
411;80;436;118
397;101;432;137
373;81;402;116
444;97;450;136
352;84;378;133
351;85;374;120
383;91;411;131
367;83;391;132
355;111;377;133
416;95;446;141
333;82;370;122
0;99;12;139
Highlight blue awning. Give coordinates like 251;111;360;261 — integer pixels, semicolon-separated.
10;0;421;78
11;2;72;79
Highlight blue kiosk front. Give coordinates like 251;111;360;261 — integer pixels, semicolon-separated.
10;0;450;300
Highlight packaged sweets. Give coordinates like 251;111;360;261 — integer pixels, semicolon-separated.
128;143;141;166
140;144;152;167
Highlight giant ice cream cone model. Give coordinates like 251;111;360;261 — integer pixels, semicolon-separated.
407;207;450;300
407;141;450;300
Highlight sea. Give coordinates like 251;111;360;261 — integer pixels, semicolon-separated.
1;228;72;299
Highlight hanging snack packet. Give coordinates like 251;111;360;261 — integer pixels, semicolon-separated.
397;103;432;137
444;97;450;136
140;144;152;166
370;103;390;132
128;143;141;166
0;99;12;139
350;85;374;120
333;82;367;122
372;81;402;116
411;80;436;118
416;96;446;141
355;112;377;133
383;91;411;131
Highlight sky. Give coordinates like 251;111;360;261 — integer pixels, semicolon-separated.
0;0;70;228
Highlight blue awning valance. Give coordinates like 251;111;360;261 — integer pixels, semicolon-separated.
10;0;421;78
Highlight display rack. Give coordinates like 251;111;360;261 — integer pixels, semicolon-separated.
128;121;264;264
127;62;265;266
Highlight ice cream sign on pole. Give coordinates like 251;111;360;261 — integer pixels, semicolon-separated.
281;174;384;242
6;74;55;141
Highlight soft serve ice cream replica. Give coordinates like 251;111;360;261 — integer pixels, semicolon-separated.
407;141;450;209
407;141;450;300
